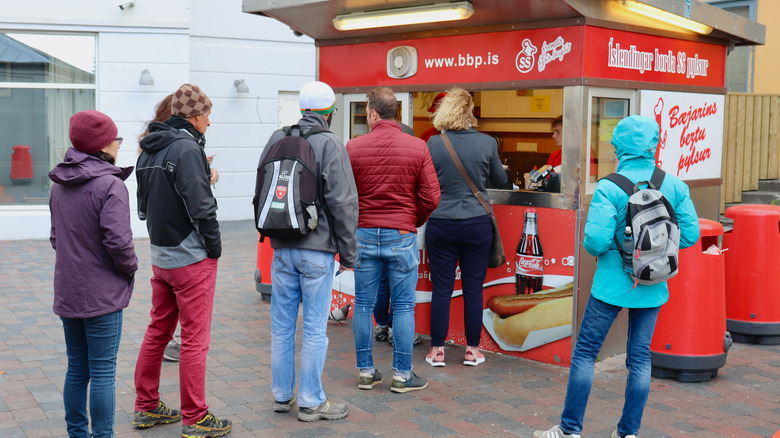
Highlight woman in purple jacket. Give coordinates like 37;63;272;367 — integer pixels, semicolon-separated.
49;110;137;438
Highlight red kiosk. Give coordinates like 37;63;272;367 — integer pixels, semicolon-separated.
245;0;764;366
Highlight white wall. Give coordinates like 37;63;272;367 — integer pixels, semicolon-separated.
0;0;315;240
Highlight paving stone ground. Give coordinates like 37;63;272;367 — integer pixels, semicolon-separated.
1;220;779;437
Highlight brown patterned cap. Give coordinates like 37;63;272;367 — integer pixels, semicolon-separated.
171;84;212;119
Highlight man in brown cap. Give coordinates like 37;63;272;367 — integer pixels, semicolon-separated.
133;84;231;437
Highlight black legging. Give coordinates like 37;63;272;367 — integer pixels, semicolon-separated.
425;215;492;347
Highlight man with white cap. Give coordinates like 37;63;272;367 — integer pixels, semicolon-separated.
259;81;358;421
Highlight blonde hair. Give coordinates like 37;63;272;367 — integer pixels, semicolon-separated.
432;88;477;132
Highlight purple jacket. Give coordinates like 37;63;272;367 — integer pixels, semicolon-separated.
49;148;137;319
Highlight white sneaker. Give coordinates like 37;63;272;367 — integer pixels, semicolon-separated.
533;425;581;438
612;430;637;438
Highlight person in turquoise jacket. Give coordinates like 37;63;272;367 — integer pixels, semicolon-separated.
535;115;700;438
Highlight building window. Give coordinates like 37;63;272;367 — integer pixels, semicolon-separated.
0;32;96;205
705;0;757;92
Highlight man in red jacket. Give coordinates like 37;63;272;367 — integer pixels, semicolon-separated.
347;87;440;394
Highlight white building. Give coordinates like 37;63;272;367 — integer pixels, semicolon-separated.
0;0;315;240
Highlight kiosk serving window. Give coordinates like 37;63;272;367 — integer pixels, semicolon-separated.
586;88;635;193
0;32;96;205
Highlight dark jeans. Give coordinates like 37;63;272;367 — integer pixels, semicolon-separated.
425;215;492;347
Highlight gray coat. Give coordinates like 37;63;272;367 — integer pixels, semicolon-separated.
427;128;507;220
261;112;359;267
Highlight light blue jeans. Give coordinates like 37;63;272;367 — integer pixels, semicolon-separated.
353;228;419;374
560;295;661;436
270;248;334;409
61;309;123;438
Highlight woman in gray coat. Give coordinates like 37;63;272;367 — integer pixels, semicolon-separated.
425;88;506;367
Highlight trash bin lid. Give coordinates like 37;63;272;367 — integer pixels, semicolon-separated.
724;204;780;220
699;218;723;237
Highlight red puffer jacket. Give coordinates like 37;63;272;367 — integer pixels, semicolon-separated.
347;119;440;232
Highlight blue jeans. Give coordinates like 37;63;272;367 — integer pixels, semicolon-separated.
560;296;660;436
353;228;419;374
373;270;391;327
270;248;334;409
61;310;123;438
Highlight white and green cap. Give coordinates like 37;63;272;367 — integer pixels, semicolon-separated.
299;81;336;115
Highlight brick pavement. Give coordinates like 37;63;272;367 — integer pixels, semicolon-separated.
1;220;779;437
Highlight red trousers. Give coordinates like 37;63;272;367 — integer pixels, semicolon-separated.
134;258;218;425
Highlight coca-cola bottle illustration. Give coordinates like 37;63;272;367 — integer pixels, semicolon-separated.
515;211;544;294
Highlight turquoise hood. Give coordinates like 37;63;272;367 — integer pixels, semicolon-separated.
611;115;659;166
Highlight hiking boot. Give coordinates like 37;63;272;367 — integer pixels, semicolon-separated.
132;401;182;429
273;393;297;413
181;411;231;438
390;371;428;393
387;330;422;346
533;425;581;438
163;338;181;362
358;369;383;390
297;399;349;422
374;325;389;342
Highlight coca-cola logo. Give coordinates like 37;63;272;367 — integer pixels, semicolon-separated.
516;255;543;275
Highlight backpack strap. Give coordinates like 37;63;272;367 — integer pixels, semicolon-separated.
649;167;665;190
601;172;634;195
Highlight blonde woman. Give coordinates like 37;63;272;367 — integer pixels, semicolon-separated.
424;88;506;367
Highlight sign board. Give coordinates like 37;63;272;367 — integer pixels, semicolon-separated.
320;25;726;90
640;90;725;180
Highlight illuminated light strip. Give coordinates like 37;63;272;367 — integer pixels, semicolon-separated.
333;1;473;31
622;0;713;35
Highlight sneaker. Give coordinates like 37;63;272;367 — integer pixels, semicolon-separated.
181;411;232;438
297;399;349;422
132;401;182;429
533;425;581;438
374;325;389;342
273;393;297;413
425;347;445;367
390;371;428;393
358;369;383;390
612;430;638;438
163;338;180;362
387;330;423;346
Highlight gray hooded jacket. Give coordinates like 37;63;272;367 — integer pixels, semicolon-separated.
260;112;359;267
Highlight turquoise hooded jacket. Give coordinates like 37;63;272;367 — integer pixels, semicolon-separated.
584;115;700;308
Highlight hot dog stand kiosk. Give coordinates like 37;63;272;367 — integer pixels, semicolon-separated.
244;0;764;366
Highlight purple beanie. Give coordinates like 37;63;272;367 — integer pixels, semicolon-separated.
69;110;118;155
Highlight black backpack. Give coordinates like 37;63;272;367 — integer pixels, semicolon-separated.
602;168;681;286
253;125;327;241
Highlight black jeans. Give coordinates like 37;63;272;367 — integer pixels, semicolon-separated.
425;215;492;347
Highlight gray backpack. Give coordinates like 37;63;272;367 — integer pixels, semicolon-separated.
603;168;680;286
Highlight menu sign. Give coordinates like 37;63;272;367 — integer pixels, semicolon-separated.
640;90;725;180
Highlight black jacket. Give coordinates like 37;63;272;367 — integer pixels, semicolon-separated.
136;120;221;268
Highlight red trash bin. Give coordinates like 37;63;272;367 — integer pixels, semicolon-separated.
650;218;730;382
10;145;34;185
723;204;780;344
255;235;273;302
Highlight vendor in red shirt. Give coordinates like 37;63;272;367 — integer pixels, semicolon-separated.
546;115;564;169
546;115;598;181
